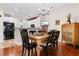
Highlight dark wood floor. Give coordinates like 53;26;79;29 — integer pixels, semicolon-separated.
0;42;79;56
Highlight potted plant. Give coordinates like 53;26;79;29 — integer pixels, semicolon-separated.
67;13;71;24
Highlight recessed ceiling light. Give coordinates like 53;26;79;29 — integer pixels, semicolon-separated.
14;8;18;12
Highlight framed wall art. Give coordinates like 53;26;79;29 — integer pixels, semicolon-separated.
55;20;60;25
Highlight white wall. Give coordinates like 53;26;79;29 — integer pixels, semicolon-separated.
0;9;4;43
15;17;40;45
46;4;79;41
28;17;40;28
15;19;29;45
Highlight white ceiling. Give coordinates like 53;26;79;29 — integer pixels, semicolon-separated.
0;3;78;19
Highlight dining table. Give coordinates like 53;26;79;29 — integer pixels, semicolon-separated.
28;32;49;56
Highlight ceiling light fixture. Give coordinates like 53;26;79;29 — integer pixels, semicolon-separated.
37;4;53;16
37;3;53;26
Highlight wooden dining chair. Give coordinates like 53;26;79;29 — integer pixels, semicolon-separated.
20;29;37;56
48;30;60;50
29;30;36;35
40;31;54;55
40;30;60;55
52;31;60;50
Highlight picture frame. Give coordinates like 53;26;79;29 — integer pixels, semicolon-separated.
0;15;2;17
55;20;60;25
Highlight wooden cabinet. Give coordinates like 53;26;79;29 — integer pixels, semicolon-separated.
62;23;79;47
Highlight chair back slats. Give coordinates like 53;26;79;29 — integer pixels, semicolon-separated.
20;29;29;46
46;30;60;46
53;31;60;42
46;31;56;45
29;30;36;35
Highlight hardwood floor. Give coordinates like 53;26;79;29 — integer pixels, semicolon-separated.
0;42;79;56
